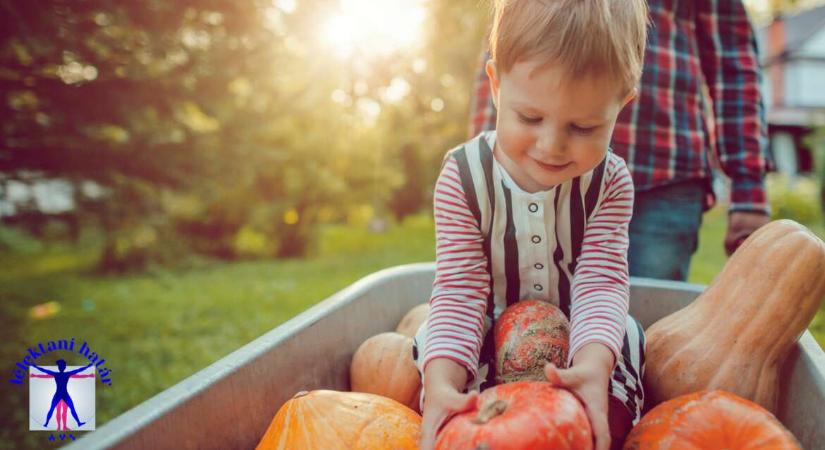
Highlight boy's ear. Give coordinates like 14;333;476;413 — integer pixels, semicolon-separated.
485;59;500;110
621;87;638;107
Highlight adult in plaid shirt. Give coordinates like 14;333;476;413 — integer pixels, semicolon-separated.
470;0;772;281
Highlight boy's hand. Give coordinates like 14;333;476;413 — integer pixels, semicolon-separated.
544;344;614;450
419;383;478;450
419;358;478;450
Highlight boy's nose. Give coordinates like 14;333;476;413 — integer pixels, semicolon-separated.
535;128;565;157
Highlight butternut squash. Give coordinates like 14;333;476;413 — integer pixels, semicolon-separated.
643;219;825;413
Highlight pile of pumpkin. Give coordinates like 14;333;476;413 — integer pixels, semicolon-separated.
256;220;825;449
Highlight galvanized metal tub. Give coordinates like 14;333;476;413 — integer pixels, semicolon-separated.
67;262;825;449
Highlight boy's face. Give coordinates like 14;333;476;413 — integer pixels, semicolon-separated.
487;58;635;192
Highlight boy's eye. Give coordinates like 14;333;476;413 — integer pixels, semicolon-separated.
517;112;542;124
570;124;598;135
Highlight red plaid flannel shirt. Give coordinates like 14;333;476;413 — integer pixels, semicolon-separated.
470;0;771;214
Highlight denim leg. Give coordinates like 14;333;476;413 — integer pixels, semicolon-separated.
628;180;706;281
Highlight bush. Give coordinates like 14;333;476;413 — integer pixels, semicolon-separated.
767;173;823;225
803;126;825;223
0;225;44;254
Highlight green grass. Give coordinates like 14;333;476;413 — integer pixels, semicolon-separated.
0;215;436;450
2;209;825;449
686;206;731;285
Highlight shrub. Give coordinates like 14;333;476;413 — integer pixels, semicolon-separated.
766;173;823;225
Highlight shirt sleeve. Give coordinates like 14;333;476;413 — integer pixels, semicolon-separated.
421;156;490;381
568;155;633;367
696;0;771;215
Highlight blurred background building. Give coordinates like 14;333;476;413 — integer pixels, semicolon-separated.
760;5;825;177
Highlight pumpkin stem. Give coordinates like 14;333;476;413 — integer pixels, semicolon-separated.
473;399;508;424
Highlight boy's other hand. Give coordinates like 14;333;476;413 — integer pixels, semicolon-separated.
419;383;478;450
725;211;770;256
545;357;612;450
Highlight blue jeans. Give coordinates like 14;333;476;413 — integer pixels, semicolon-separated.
628;179;706;281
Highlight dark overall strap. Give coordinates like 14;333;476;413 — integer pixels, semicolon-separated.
554;155;607;316
449;136;497;389
475;137;497;389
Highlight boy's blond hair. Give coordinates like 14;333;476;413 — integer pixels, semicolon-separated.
489;0;648;95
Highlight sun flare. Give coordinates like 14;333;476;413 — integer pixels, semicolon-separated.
322;0;427;57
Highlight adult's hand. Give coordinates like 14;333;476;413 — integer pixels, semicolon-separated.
725;211;770;256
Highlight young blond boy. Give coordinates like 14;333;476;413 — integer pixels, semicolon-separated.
414;1;649;449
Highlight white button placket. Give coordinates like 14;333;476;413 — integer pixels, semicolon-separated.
527;198;549;297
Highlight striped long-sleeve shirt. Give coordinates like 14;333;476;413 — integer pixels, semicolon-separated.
471;0;771;214
422;132;633;381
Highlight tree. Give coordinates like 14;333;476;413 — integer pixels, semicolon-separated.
0;0;492;269
0;0;392;267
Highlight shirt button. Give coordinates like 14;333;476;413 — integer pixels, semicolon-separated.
534;263;544;270
532;235;541;244
534;284;543;291
528;203;538;213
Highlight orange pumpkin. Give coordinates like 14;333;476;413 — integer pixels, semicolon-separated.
350;332;421;410
396;303;429;337
494;299;570;383
435;381;592;450
256;390;421;450
623;390;801;450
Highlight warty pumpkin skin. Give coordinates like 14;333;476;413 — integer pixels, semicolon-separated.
494;299;570;383
435;381;592;450
623;390;801;450
644;219;825;412
396;303;429;338
255;390;421;450
350;331;421;410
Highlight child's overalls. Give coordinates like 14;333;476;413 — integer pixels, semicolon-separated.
414;132;645;422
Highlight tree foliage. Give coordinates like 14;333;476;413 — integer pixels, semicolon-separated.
1;0;489;269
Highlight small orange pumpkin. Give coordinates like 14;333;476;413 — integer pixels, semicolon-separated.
494;299;570;383
256;390;421;450
623;390;801;450
396;303;429;337
350;332;421;410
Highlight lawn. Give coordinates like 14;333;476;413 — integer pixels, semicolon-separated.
1;208;824;449
0;215;437;450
